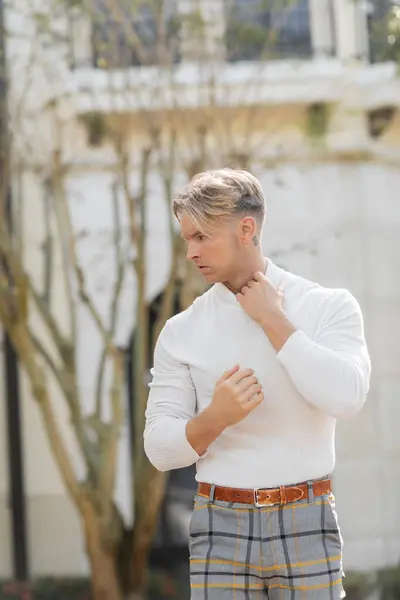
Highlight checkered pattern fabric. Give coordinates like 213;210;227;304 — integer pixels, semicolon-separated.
189;486;345;599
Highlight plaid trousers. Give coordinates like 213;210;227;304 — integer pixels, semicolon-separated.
189;484;345;599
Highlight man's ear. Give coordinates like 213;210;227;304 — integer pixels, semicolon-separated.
238;216;257;245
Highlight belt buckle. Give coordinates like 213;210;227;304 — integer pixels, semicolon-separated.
253;489;274;508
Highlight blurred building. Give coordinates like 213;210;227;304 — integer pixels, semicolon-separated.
1;0;400;583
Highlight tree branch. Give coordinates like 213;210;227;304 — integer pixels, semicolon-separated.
95;181;125;419
50;148;77;346
0;186;69;359
87;0;148;67
52;161;114;356
114;141;153;505
0;197;100;480
41;181;54;307
29;328;102;480
29;280;72;360
132;147;152;481
152;129;182;344
100;352;124;535
115;141;139;250
0;218;29;313
0;308;83;509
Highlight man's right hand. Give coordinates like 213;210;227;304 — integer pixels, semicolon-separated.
185;365;264;457
207;365;264;429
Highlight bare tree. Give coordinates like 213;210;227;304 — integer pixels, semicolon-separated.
0;1;311;599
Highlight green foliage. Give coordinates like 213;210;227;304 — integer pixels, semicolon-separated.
367;106;396;139
377;564;400;600
79;112;108;147
369;2;400;65
5;568;400;600
343;571;374;600
0;570;190;600
179;9;205;36
32;11;52;33
343;566;400;600
89;0;182;69
225;0;311;62
39;0;312;68
305;103;330;140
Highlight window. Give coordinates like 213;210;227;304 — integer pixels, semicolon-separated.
92;0;181;69
225;0;312;62
367;0;400;63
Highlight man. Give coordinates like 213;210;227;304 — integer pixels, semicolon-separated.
144;168;371;599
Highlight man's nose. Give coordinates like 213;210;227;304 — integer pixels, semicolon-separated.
186;242;199;261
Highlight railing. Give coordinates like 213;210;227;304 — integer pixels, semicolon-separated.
71;0;400;71
88;0;316;70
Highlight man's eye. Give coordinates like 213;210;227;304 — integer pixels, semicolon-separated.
198;235;206;241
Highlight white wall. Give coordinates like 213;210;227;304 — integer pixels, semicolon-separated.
58;161;400;573
1;150;399;577
3;151;399;576
259;162;399;571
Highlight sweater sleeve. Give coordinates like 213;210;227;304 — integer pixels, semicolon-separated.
143;320;203;472
276;289;371;419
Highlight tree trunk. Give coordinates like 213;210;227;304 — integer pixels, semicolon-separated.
81;499;124;600
131;464;167;595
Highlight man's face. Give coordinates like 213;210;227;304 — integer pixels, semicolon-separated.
180;213;239;284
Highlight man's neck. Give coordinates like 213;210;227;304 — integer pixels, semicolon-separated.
224;254;268;295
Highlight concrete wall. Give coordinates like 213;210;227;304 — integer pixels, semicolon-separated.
259;162;400;571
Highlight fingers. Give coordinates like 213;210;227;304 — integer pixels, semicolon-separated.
245;392;265;412
253;271;266;282
241;382;263;401
229;368;255;386
219;367;258;387
236;375;259;393
219;364;240;383
241;280;257;294
239;278;257;297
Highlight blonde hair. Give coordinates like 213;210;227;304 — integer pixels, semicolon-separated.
173;168;266;234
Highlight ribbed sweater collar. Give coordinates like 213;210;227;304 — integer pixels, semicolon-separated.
213;258;284;308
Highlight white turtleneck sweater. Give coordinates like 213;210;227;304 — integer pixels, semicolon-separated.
144;260;371;488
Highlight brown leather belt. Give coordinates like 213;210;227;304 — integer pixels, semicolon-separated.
197;478;331;507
